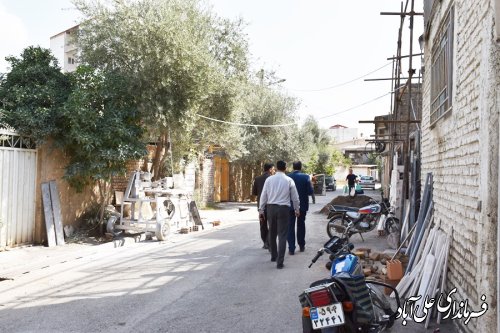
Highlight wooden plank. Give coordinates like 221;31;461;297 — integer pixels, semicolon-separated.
49;181;65;246
41;182;56;247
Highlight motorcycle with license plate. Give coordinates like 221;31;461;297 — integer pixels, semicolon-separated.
299;225;401;333
326;197;399;239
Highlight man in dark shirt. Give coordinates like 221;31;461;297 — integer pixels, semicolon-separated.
287;161;313;254
252;163;275;249
346;168;357;196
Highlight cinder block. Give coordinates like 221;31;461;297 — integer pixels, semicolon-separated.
386;260;404;280
382;276;400;296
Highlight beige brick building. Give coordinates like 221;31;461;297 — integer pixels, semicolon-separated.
420;0;500;332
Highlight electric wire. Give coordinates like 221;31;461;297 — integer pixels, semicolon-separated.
289;61;392;92
196;114;296;127
317;85;406;120
195;85;405;127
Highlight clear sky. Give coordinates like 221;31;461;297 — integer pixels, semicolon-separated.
0;0;424;136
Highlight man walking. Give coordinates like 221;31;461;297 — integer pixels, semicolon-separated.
252;163;275;250
346;168;357;197
259;160;300;269
287;161;313;254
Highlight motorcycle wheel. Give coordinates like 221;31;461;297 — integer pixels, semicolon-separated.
384;217;400;235
326;215;348;238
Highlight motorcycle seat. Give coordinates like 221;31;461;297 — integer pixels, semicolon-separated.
331;205;359;213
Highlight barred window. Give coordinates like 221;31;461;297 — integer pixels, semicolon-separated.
430;7;454;125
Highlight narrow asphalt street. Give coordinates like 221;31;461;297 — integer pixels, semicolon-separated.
0;189;453;332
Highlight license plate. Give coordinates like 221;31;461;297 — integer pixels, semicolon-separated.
310;303;345;329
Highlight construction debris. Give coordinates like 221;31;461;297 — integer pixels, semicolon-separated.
384;173;451;328
319;195;375;215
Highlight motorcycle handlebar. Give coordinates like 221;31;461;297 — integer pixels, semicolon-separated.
308;249;324;268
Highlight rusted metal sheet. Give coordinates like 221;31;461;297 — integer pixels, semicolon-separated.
0;130;37;248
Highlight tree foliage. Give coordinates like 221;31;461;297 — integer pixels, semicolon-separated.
74;0;250;177
61;66;146;190
299;116;351;175
0;47;71;142
225;80;302;165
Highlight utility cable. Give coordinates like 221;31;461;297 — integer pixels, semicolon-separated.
196;85;404;127
317;85;405;120
195;114;296;127
289;61;392;92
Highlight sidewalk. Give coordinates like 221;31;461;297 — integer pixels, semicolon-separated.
0;204;251;280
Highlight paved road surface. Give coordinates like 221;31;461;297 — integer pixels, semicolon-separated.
0;188;455;332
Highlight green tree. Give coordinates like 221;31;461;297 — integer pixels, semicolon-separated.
227;80;302;165
299;116;351;175
61;66;147;220
61;66;146;191
74;0;250;178
0;46;71;142
0;47;147;222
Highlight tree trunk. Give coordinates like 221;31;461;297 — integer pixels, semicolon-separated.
98;178;113;235
151;132;168;181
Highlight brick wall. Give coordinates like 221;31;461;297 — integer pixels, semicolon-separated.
420;1;499;332
111;160;145;195
201;157;215;205
35;143;99;244
111;144;155;197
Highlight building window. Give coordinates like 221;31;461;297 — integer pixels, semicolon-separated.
430;7;454;125
68;57;75;65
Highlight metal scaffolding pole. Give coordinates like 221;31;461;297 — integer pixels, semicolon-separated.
379;0;422;222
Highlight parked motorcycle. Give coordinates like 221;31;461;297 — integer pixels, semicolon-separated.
299;226;401;333
326;197;399;239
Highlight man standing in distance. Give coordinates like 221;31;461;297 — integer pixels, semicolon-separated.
287;161;313;254
346;168;357;196
252;163;275;250
310;174;317;204
259;160;300;269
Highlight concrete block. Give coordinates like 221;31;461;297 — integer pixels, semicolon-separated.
386;260;404;280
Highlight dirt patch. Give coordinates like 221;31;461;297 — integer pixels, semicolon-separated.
319;195;374;215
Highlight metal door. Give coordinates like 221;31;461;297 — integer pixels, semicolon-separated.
0;130;37;247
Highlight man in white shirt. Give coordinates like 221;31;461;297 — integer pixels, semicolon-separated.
259;160;300;269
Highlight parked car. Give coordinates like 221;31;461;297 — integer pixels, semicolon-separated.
313;174;326;196
325;176;336;191
359;175;375;189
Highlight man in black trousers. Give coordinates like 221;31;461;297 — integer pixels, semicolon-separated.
287;161;313;254
252;163;275;250
259;161;300;269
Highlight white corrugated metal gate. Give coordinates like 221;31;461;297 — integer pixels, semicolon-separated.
0;129;37;248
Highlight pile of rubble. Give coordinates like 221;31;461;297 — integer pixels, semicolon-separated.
319;195;375;215
355;248;407;295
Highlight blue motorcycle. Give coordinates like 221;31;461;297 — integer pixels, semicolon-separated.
299;226;401;332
